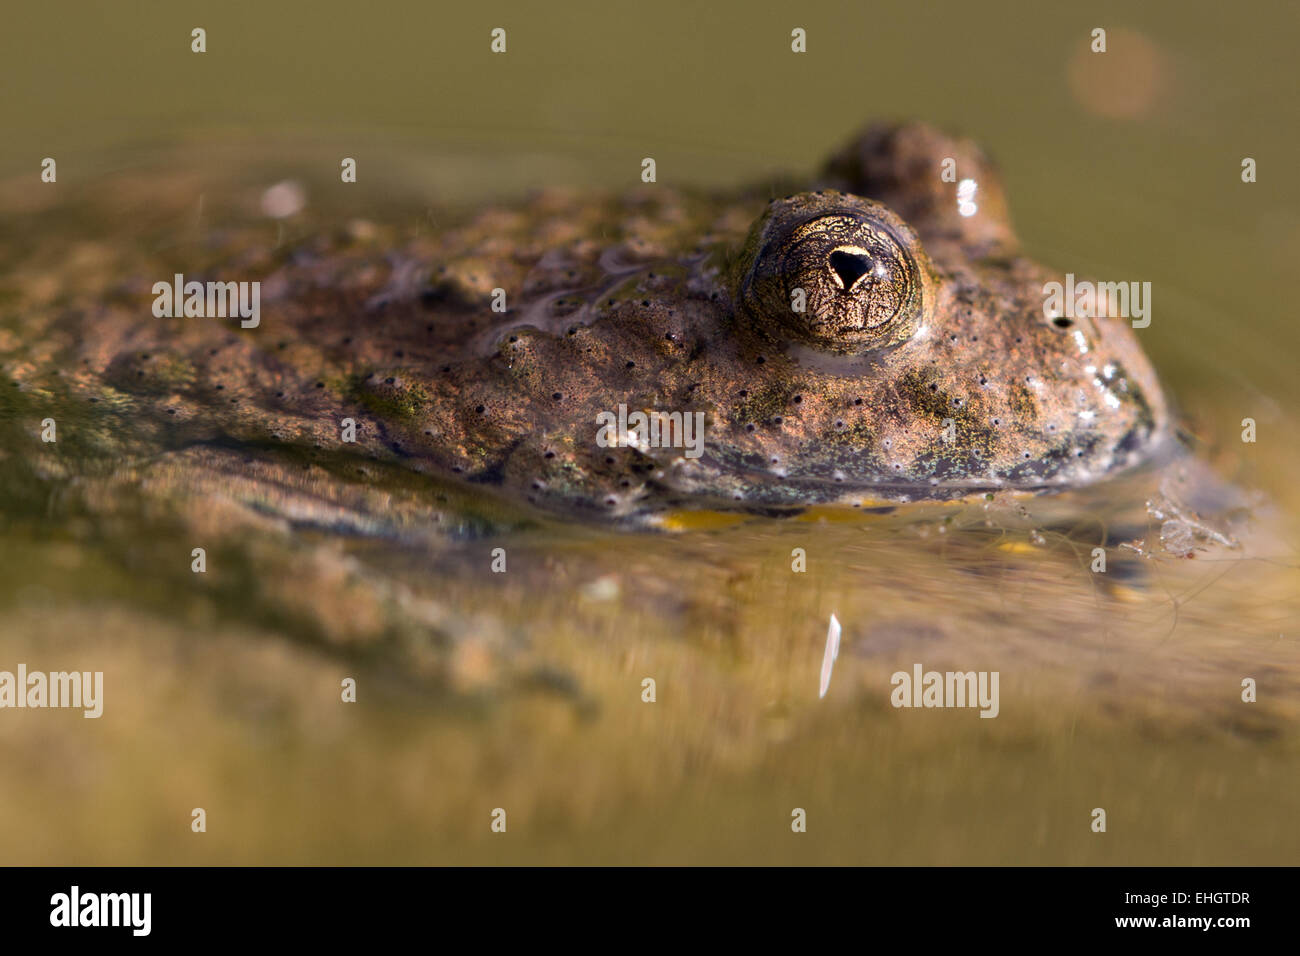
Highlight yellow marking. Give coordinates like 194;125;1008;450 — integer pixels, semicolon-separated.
1105;583;1146;604
995;540;1041;555
647;510;750;532
795;505;895;523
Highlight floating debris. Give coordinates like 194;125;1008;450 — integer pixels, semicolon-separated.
579;574;621;602
260;180;306;219
1148;483;1239;558
819;613;842;699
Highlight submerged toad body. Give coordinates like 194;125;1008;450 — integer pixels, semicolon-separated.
25;122;1169;520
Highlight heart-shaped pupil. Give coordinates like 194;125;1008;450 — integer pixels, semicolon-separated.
829;249;872;291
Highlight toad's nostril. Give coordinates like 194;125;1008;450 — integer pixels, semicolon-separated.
829;249;872;290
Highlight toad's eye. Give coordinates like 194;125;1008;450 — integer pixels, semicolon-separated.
732;192;934;353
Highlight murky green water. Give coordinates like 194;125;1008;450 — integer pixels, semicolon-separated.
1;1;1297;863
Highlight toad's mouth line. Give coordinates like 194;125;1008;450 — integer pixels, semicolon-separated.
663;432;1179;502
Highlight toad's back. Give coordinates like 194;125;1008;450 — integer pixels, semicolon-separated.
2;121;1169;519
